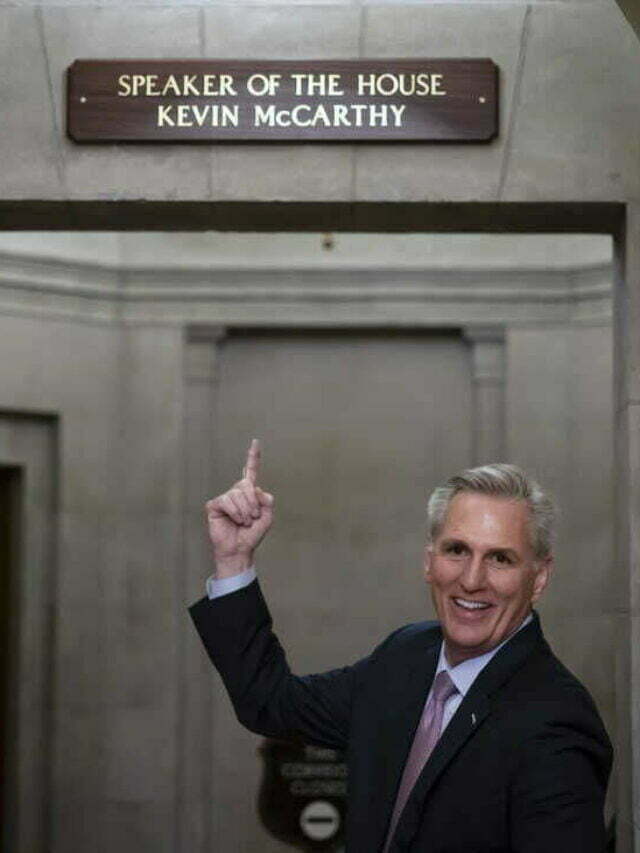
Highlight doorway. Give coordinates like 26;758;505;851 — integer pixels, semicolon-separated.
0;466;21;853
0;202;631;853
0;415;56;853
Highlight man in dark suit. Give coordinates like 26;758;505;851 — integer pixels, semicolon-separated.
190;440;612;852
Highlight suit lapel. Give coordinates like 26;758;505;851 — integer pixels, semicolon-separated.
388;612;547;852
388;689;492;851
369;629;441;852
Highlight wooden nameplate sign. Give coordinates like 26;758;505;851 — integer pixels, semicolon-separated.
67;59;498;143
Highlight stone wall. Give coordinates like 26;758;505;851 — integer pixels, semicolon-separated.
0;2;639;204
0;0;639;850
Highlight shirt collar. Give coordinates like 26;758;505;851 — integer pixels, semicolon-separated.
435;611;533;697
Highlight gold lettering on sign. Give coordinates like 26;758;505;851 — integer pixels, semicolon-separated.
253;103;406;128
290;73;345;96
119;74;238;97
357;72;446;96
157;104;240;127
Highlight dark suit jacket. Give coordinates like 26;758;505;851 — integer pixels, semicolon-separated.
189;579;613;852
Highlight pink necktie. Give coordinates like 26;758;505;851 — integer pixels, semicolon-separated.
383;670;458;852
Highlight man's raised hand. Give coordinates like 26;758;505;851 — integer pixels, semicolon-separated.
205;438;274;577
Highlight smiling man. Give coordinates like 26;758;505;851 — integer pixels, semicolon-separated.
424;479;553;666
189;444;612;852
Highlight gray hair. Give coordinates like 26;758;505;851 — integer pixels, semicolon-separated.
426;463;556;560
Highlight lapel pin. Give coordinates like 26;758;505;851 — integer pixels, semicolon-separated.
471;713;477;726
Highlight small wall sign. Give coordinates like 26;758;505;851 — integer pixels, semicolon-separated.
257;739;347;850
67;59;498;143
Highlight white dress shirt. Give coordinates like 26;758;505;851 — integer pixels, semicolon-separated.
206;566;257;599
426;611;533;733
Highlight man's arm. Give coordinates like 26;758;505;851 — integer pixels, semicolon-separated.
191;439;361;751
190;577;363;751
509;712;613;852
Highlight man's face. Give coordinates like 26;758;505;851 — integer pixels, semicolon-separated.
424;492;551;667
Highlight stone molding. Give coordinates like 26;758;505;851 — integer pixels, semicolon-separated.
463;325;506;384
462;326;506;462
0;250;612;326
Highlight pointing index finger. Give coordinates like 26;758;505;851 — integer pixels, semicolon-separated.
242;438;261;484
